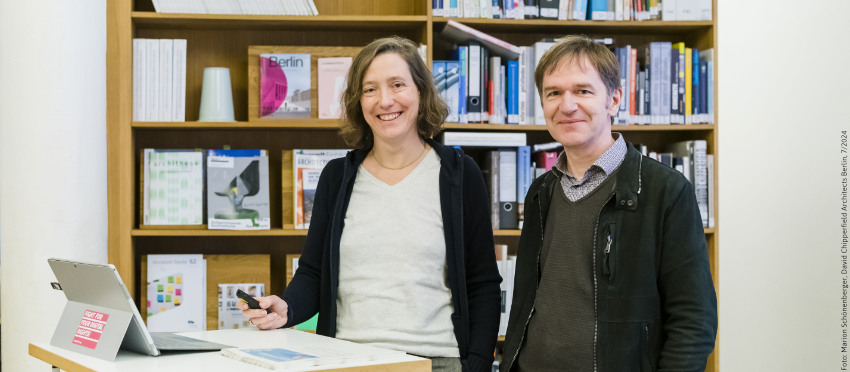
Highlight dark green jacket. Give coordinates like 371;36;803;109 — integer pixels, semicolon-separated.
501;143;717;372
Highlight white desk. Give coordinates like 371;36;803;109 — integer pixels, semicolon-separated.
29;328;430;372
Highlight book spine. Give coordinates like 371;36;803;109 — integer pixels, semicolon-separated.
468;43;481;123
458;47;468;123
508;60;518;124
518;48;528;125
489;151;500;230
615;0;623;20
708;60;714;123
434;0;443;16
591;0;607;20
677;44;685;122
694;141;708;226
607;0;615;19
629;47;637;123
670;46;679;123
481;47;489;122
700;57;707;124
692;47;699;123
517;146;531;204
159;39;174;122
173;39;187;122
660;42;671;124
445;0;452;17
662;0;676;20
684;47;692;124
133;39;147;122
706;154;715;227
616;48;627;124
146;39;160;121
647;44;656;123
480;0;490;18
523;0;538;19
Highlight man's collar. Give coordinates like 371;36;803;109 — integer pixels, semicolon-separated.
553;133;626;179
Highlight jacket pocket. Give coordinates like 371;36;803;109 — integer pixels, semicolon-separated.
603;223;616;283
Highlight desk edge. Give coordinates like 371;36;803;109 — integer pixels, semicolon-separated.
29;343;98;372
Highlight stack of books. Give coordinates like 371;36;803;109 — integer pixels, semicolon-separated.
434;0;711;21
133;39;187;122
151;0;319;15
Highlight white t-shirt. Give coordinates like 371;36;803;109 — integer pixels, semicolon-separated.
335;149;459;357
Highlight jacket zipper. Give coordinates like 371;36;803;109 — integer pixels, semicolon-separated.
506;173;548;372
591;193;615;372
602;230;612;279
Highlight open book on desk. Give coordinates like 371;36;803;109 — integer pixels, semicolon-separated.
221;337;405;370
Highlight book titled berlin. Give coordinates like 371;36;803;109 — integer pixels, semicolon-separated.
260;54;311;119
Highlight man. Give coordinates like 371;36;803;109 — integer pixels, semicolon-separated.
501;35;717;371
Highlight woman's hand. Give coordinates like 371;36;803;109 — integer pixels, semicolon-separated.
236;295;289;330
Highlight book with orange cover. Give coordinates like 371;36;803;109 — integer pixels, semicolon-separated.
293;150;350;229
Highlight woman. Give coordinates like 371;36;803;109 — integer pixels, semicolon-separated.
237;36;501;372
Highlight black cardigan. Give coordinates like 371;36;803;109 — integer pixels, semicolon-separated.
282;138;502;372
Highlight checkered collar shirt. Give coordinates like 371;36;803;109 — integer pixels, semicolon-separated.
552;133;627;202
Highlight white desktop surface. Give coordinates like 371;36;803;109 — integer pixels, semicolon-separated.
30;328;429;372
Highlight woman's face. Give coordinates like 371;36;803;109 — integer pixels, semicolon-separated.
359;53;420;145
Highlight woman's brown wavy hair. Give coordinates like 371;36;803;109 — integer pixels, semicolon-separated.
339;36;448;150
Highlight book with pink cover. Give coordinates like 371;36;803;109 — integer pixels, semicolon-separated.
259;53;311;119
318;57;352;119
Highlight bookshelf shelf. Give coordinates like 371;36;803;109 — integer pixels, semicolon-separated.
133;121;714;132
443;123;715;132
432;17;713;34
132;120;342;130
131;228;309;237
131;12;428;30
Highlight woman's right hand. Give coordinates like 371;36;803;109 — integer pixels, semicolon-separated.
236;295;289;330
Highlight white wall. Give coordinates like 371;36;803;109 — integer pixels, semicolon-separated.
0;0;107;370
719;0;850;370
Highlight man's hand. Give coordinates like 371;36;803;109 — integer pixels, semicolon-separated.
236;295;288;330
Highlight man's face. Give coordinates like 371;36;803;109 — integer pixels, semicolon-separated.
541;55;622;152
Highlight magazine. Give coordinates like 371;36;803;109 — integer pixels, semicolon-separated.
146;254;205;332
293;149;349;229
207;150;270;230
318;57;352;119
260;54;311;119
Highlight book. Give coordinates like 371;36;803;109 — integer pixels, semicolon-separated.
507;60;519;124
143;149;205;226
441;132;527;147
146;254;205;332
220;337;405;370
534;151;558;171
590;0;607;20
495;244;508;334
523;0;539;18
484;151;500;230
172;39;187;122
499;149;518;229
440;20;522;60
159;39;174;122
533;41;555;125
259;53;311;119
446;60;461;123
146;39;160;121
707;154;715;228
467;42;482;123
218;283;265;329
453;46;469;123
207;150;271;230
317;57;352;119
539;0;559;19
293;150;350;229
516;146;531;228
133;39;147;122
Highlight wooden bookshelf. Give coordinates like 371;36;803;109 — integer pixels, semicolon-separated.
108;1;719;370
